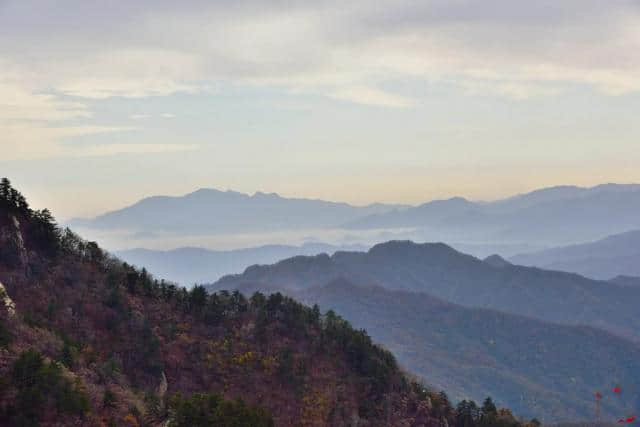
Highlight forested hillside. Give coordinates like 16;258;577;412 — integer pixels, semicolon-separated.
0;178;534;426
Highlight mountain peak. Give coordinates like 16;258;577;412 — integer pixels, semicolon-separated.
483;254;511;268
252;191;281;199
185;187;245;198
417;196;472;208
367;240;460;257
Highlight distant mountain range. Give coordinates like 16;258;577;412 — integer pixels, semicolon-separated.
69;188;407;234
70;184;640;250
207;244;640;421
213;240;640;342
509;230;640;280
117;242;367;285
344;184;640;246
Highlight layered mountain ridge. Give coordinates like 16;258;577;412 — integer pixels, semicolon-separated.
214;240;640;342
510;230;640;280
116;242;368;285
210;242;640;421
344;184;640;246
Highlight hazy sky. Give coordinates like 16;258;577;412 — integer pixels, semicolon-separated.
2;0;640;219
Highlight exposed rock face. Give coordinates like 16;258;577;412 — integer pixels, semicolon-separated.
13;216;28;266
0;281;16;316
157;371;168;399
0;215;29;271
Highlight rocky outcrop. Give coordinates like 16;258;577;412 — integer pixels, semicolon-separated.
0;215;29;271
0;281;16;316
157;371;168;399
13;216;29;270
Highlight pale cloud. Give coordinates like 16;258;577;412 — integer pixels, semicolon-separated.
2;122;191;161
2;123;134;161
130;114;153;120
0;73;132;160
129;113;176;120
50;48;202;99
0;47;200;159
1;0;640;164
2;0;639;109
0;79;90;122
72;143;198;157
59;78;197;100
329;86;413;108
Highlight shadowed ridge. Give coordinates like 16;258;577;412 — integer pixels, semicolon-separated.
510;229;640;279
212;237;640;342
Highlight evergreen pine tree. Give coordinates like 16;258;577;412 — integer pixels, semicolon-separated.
0;177;11;200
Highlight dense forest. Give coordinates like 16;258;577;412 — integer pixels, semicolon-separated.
0;178;538;426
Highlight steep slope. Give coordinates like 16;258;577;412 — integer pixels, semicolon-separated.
0;181;455;426
210;276;640;421
69;188;405;234
213;240;640;342
117;242;367;285
510;230;640;280
299;281;640;422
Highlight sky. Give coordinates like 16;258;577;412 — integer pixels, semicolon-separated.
1;0;640;220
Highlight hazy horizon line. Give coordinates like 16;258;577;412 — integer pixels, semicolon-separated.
66;180;640;221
